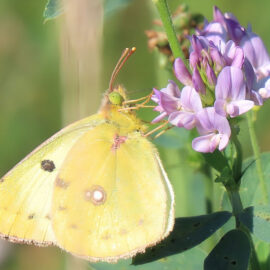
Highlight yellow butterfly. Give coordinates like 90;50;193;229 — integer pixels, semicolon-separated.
0;48;174;262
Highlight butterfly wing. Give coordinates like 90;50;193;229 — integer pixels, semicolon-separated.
0;114;103;245
52;122;174;262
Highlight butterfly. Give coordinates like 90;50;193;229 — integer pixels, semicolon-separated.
0;48;174;262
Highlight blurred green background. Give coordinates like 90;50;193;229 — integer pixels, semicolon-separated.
0;0;270;269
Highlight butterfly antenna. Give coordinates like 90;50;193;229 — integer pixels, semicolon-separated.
109;47;136;93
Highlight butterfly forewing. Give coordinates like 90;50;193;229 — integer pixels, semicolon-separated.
0;114;102;244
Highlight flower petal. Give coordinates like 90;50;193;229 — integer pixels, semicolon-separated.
215;66;245;100
169;111;197;129
162;80;181;98
219;133;230;151
226;100;254;117
203;22;227;49
240;31;270;78
174;58;192;86
214;99;227;117
206;62;217;85
152;111;167;123
180;86;203;112
192;133;220;153
195;107;231;152
192;67;206;94
223;41;244;68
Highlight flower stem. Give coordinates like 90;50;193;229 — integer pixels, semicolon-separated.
231;133;243;183
246;111;268;204
226;187;261;269
226;188;243;224
152;0;185;60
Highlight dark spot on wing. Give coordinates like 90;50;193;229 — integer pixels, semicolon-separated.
45;214;51;220
0;178;4;183
28;213;35;219
55;178;69;189
58;206;67;211
41;160;55;172
70;224;78;229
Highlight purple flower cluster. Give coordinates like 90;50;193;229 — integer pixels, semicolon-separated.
152;6;270;153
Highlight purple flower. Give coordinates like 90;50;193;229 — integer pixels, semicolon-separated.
151;81;181;123
212;6;245;44
214;66;254;117
174;56;206;94
169;86;203;129
189;35;210;69
239;30;270;80
192;107;231;153
211;6;270;81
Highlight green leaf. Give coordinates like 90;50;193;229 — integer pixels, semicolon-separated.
221;153;270;211
91;247;205;270
133;211;232;265
215;167;233;185
43;0;63;21
238;205;270;243
255;242;270;269
204;230;251;270
203;151;229;173
104;0;133;16
239;152;270;207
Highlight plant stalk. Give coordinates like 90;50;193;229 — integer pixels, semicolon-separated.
231;134;243;183
226;187;261;269
152;0;185;60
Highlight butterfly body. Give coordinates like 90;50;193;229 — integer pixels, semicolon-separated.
0;90;174;262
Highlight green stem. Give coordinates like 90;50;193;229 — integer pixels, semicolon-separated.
152;0;185;60
246;111;268;204
226;188;243;223
231;134;243;183
226;188;261;269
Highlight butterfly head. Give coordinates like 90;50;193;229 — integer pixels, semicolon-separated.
108;85;126;106
98;47;148;134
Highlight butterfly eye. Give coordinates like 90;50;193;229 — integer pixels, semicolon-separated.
108;91;124;106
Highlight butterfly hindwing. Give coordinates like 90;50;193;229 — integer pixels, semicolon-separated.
51;120;174;262
0;105;174;262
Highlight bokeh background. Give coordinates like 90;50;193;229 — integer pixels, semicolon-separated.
0;0;270;269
